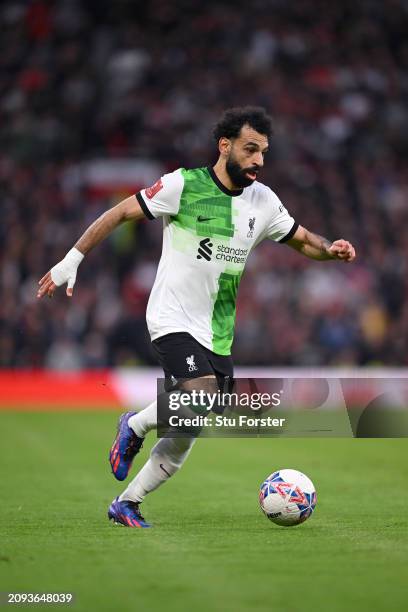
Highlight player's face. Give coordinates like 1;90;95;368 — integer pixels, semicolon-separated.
226;125;269;188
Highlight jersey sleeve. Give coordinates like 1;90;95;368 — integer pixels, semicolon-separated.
136;169;184;219
264;188;298;243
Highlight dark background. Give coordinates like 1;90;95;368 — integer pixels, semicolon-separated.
1;0;407;369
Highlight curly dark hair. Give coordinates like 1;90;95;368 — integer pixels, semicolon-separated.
213;106;273;143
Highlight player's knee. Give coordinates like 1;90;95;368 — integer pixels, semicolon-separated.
179;375;218;395
184;376;219;416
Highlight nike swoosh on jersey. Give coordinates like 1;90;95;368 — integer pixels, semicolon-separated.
197;216;217;222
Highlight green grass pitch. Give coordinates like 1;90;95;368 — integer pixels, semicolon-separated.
1;411;407;612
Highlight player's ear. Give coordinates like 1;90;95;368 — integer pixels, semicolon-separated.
219;137;231;157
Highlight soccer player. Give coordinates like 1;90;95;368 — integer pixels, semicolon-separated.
37;107;356;528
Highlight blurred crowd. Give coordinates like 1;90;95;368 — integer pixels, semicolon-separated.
1;0;407;368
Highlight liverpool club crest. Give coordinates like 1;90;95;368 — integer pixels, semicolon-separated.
247;217;256;238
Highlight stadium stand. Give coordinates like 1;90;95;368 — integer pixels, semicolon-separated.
0;0;407;367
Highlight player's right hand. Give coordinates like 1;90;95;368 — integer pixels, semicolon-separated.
37;247;84;299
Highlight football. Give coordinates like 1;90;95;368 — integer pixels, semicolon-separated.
259;469;317;526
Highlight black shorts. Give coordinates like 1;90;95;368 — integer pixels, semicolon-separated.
152;332;234;392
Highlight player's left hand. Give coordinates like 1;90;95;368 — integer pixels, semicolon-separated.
327;240;356;262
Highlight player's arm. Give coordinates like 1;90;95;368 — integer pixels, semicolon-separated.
37;196;145;299
286;225;356;262
73;196;146;254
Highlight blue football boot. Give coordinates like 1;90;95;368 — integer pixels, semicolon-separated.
109;411;144;481
108;497;151;528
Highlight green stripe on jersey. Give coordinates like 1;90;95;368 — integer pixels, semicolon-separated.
211;271;242;355
172;168;235;239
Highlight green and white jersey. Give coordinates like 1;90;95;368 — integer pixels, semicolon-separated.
136;166;298;356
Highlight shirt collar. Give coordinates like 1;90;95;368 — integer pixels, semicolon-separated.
207;166;243;197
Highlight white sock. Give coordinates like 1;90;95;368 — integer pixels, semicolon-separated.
128;400;157;438
119;436;196;503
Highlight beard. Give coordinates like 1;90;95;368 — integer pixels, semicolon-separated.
226;155;259;188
